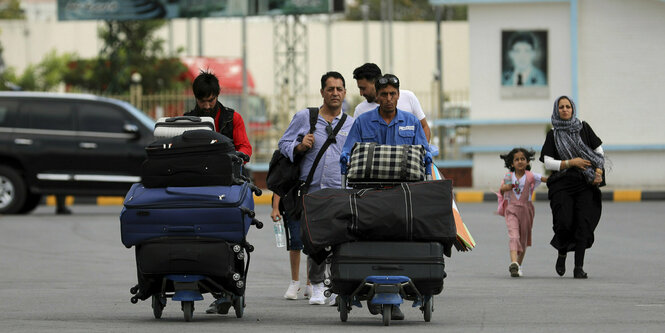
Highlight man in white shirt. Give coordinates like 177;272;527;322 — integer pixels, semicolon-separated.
352;63;431;142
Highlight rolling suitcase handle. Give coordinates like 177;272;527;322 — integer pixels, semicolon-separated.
163;225;196;233
165;116;203;123
372;265;404;271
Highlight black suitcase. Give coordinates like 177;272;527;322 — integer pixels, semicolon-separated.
141;129;243;188
330;241;446;296
134;237;245;298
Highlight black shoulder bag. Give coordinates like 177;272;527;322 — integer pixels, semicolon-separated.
281;113;348;220
266;108;319;197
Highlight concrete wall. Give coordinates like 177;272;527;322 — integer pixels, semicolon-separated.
578;0;665;147
466;0;665;190
577;0;665;189
0;17;469;117
468;2;571;189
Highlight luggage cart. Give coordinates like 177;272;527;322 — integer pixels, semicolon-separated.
325;241;445;326
122;181;263;322
329;146;444;326
129;238;257;322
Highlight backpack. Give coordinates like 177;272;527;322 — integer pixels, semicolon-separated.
266;108;319;197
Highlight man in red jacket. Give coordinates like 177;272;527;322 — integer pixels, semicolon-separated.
187;71;253;315
185;70;252;158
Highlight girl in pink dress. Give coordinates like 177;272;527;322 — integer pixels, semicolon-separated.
497;148;547;277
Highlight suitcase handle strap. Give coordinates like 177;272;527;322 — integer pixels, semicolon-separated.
400;145;410;180
364;142;377;180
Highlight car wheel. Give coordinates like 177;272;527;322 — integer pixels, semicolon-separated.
18;193;42;214
0;166;27;215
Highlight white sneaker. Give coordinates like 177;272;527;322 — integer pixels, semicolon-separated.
509;262;520;277
327;293;338;306
308;283;326;305
304;284;313;299
284;280;300;300
518;266;523;277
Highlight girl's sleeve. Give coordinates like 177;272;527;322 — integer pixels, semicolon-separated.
533;172;544;187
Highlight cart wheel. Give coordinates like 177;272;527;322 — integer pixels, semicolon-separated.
382;305;391;326
338;296;348;322
423;297;433;322
182;301;194;322
234;295;244;318
152;295;164;319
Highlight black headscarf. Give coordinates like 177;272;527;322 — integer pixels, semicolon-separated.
551;96;604;183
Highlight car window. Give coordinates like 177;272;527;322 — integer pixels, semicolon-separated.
77;103;128;133
19;101;74;130
0;100;18;127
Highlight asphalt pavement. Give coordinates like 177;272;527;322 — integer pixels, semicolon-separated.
0;201;663;332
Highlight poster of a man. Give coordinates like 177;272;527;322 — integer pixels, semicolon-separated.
501;30;548;98
502;30;548;86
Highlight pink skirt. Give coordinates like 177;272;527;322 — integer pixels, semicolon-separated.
504;201;535;252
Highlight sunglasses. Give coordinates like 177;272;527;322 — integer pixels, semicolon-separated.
377;76;399;85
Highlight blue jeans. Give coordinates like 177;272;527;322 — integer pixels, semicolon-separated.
283;213;304;251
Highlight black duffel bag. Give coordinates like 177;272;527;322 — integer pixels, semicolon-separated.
141;129;241;188
301;180;457;258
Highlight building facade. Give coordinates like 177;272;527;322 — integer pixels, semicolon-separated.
433;0;665;189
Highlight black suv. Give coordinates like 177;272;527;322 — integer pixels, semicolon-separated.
0;92;154;214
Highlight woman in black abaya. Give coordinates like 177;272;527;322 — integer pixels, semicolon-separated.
540;96;605;279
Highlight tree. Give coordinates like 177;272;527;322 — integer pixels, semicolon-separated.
0;0;26;89
1;50;75;91
64;20;187;94
0;0;25;19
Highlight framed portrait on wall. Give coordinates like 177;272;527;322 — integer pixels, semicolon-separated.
501;30;549;99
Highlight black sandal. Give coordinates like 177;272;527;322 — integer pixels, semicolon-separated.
556;254;567;276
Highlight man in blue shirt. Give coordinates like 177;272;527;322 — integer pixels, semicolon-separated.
277;71;354;306
341;73;429;164
340;74;429;321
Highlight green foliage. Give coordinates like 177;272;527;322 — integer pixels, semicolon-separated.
2;19;185;93
1;50;75;91
0;0;25;19
345;0;467;21
64;20;188;94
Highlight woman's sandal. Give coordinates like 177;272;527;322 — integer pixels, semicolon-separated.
556;254;567;276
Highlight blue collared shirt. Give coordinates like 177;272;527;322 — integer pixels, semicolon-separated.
342;107;429;158
278;108;354;193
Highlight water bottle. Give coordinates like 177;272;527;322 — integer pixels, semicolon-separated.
273;220;286;248
504;172;513;186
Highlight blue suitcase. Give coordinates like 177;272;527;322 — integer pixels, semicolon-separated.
120;183;255;247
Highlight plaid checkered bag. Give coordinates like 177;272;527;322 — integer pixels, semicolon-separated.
347;142;426;181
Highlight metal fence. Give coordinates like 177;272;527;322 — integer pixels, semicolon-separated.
105;88;471;166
